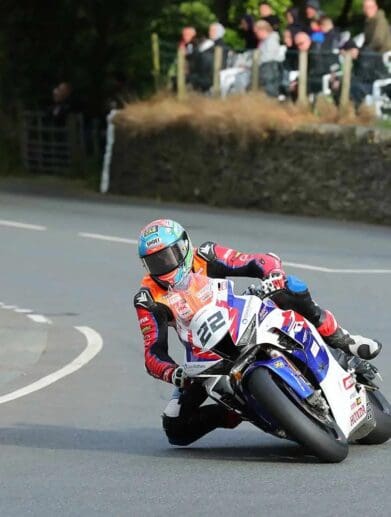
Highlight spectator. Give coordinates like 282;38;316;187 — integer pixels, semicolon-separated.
259;2;280;32
294;31;312;53
208;22;230;67
342;39;389;107
285;7;305;39
281;29;299;99
239;14;258;50
283;29;299;71
254;20;283;97
187;25;230;94
362;0;391;53
187;34;215;93
294;31;339;94
310;18;325;44
49;82;78;126
179;26;197;55
319;16;341;51
305;0;322;23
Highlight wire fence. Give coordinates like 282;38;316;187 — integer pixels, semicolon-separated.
151;33;391;119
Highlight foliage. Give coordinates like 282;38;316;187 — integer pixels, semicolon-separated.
0;0;389;118
228;0;292;24
151;1;217;41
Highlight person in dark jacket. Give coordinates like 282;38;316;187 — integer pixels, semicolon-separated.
285;7;305;39
239;14;258;49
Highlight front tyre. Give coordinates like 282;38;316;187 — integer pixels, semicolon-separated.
247;368;348;463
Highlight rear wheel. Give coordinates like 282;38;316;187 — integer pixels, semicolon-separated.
247;367;348;463
356;390;391;445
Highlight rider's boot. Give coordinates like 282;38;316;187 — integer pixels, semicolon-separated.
323;326;382;360
270;275;382;361
317;310;382;360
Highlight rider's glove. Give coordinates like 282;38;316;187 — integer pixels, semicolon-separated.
171;366;188;388
257;273;286;298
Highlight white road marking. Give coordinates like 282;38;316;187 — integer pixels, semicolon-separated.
0;219;47;231
77;234;390;274
78;232;138;245
0;326;103;405
27;314;52;324
284;261;391;274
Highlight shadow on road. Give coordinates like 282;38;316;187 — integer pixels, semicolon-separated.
0;424;323;464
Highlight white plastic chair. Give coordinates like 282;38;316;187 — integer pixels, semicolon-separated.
383;51;391;73
353;33;365;48
369;78;391;118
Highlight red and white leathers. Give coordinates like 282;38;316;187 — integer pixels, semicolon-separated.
134;241;340;384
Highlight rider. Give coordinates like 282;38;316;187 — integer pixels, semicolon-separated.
134;219;382;446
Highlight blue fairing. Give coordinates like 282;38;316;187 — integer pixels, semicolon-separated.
280;313;330;383
243;357;314;399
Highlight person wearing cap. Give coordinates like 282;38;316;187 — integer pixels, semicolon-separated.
305;0;322;23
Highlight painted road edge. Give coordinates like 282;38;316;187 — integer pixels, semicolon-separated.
0;326;103;405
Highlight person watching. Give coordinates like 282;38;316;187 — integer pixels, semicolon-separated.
362;0;391;53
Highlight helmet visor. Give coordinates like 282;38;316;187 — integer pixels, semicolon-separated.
142;238;189;276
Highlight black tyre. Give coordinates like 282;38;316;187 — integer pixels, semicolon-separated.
356;390;391;445
247;367;349;463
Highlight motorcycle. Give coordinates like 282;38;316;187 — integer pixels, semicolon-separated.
165;272;391;463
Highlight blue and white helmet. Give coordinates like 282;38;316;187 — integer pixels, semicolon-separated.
138;219;193;287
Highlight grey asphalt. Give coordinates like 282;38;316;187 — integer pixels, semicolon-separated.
0;189;390;517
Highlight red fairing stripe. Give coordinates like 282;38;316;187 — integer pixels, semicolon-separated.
213;244;285;278
136;307;175;383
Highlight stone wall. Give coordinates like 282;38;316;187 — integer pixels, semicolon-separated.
109;122;391;225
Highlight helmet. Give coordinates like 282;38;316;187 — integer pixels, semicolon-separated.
138;219;193;288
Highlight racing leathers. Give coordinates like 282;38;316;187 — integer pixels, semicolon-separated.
134;242;350;446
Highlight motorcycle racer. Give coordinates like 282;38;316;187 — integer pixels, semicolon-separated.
134;219;382;446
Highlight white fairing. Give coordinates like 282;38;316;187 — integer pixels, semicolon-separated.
319;344;368;437
170;274;370;439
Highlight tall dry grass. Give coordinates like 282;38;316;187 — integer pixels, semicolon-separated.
116;93;375;141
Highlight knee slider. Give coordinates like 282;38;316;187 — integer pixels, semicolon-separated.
162;415;191;446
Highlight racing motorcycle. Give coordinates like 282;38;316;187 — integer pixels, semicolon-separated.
165;272;391;463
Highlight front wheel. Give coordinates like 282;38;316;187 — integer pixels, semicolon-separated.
247;368;348;463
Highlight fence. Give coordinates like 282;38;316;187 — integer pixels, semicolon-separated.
20;111;101;174
151;33;391;118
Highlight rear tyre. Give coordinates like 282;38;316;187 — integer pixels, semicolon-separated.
356;390;391;445
247;367;348;463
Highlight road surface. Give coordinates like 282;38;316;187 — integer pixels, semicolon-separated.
0;190;390;516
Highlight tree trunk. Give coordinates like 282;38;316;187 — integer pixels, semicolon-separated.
337;0;354;28
212;0;231;26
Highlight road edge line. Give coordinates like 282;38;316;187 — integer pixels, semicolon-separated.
0;326;103;405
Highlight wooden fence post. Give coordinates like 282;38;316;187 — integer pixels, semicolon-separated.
298;50;308;106
212;45;223;97
151;33;161;92
251;49;261;91
340;53;353;112
177;48;186;101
